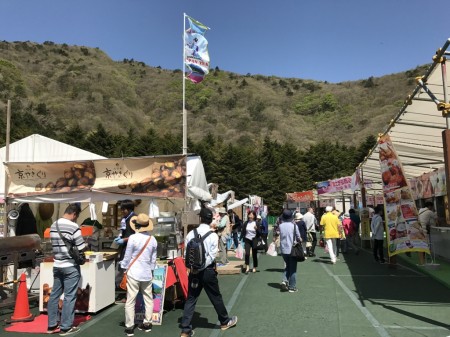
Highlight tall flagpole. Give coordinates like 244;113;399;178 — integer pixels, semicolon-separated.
182;13;187;155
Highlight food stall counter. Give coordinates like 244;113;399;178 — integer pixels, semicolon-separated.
39;252;116;313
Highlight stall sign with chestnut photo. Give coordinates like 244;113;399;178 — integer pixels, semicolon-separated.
6;161;95;197
92;156;186;198
378;134;430;257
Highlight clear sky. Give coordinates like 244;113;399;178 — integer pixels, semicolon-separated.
0;0;448;83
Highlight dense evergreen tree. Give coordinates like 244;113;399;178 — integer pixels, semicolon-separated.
62;124;86;150
0;110;376;214
84;123;116;157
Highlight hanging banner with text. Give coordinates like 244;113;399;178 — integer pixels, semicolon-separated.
316;176;352;195
6;156;186;199
286;190;314;202
378;135;430;257
93;156;186;198
6;161;96;197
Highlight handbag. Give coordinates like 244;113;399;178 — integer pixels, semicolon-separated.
319;237;325;248
254;236;266;251
56;221;86;265
290;225;305;262
306;232;313;247
120;236;152;291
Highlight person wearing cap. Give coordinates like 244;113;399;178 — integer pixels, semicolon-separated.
120;213;157;336
320;206;340;264
239;210;261;273
371;205;386;264
180;207;238;337
216;207;230;266
47;203;85;335
279;209;301;293
342;212;359;255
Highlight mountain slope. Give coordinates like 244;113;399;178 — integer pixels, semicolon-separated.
0;41;427;147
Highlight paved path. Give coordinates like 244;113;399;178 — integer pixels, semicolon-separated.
2;246;450;337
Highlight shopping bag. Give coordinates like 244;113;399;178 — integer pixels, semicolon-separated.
254;237;266;251
235;243;244;260
267;242;277;256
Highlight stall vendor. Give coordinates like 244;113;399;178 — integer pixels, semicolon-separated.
114;200;136;293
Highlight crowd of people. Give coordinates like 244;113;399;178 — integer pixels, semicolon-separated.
46;199;436;337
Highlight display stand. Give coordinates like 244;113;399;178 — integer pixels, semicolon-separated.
133;264;168;325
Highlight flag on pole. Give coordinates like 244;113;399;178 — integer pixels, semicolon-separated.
184;15;210;83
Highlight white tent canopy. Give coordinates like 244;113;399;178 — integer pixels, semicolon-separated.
360;39;450;185
1;134;106;200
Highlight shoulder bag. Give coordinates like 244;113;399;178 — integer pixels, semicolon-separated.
120;236;152;290
56;221;86;265
290;224;305;262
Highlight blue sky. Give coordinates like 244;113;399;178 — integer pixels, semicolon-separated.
0;0;447;83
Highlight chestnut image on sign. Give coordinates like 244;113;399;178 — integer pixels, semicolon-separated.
37;162;96;194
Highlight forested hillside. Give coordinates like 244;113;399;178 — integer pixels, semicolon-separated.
0;41;428;212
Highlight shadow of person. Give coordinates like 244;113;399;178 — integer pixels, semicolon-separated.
264;268;284;272
177;312;217;329
311;258;333;264
267;282;289;293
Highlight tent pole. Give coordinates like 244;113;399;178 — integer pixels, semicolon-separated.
3;100;11;238
1;100;11;297
441;59;449;129
182;13;187;155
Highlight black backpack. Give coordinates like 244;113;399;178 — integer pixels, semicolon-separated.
185;229;213;271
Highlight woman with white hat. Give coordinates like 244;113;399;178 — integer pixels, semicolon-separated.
120;213;157;336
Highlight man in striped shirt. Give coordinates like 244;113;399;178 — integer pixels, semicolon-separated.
47;204;86;336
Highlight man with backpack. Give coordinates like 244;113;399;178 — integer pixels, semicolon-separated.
180;207;238;337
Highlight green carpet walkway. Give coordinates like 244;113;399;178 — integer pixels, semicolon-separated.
2;246;450;337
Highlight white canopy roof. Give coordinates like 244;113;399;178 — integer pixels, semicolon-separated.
1;134;106;199
360;38;450;187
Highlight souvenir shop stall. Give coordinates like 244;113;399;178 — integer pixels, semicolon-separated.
285;190;315;214
243;195;266;220
314;173;384;243
2;152;211;321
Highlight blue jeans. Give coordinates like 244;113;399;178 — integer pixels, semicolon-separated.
47;266;81;331
282;254;298;289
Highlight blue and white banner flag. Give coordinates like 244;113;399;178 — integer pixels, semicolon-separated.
184;15;210;83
